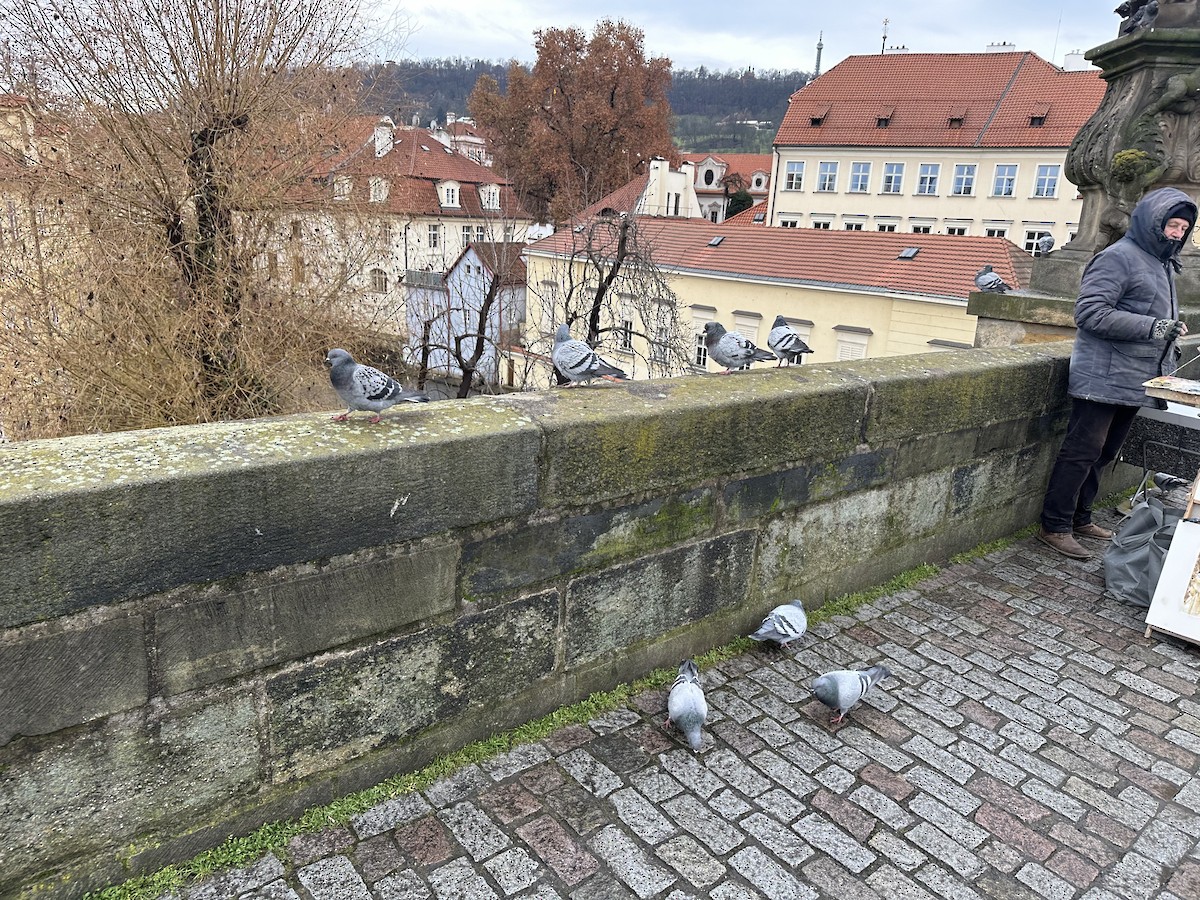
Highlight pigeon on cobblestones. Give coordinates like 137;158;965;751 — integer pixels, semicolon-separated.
552;324;628;385
666;659;708;752
749;599;808;649
767;316;814;367
813;665;891;725
326;348;430;424
974;265;1010;293
702;321;775;373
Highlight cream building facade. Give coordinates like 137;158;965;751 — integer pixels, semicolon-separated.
765;51;1106;251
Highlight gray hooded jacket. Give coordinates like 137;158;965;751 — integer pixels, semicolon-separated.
1068;186;1197;407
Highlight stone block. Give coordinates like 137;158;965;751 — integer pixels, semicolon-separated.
564;532;757;667
0;692;260;895
723;450;895;524
0;614;147;745
513;368;866;507
461;491;715;598
156;541;459;695
0;404;540;627
266;591;559;781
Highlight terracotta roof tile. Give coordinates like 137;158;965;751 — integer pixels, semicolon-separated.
530;215;1030;301
775;52;1103;148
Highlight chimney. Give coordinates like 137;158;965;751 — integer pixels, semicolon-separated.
986;42;1017;53
447;112;456;125
374;116;394;156
1062;50;1090;71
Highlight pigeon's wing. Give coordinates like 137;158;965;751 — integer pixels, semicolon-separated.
667;670;707;751
750;603;808;643
812;670;864;714
352;364;404;404
718;332;753;364
552;338;598;380
768;326;811;359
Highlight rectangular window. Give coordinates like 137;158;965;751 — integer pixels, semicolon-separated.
817;161;838;192
912;225;932;234
882;163;904;194
620;318;634;351
844;222;864;231
877;223;897;232
985;227;1007;238
443;186;458;206
849;162;871;193
503;224;515;242
694;332;708;368
476;225;486;241
993;164;1017;197
463;225;473;245
946;226;968;236
917;163;940;195
812;221;832;230
785;161;805;191
780;219;799;228
952;164;976;196
650;327;669;365
1034;164;1060;198
1025;230;1051;252
369;176;389;202
428;224;441;248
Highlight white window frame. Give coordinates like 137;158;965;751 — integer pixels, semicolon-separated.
812;220;832;230
882;162;904;194
480;184;500;209
784;161;805;191
333;175;352;201
849;162;871;193
427;223;441;248
1024;229;1052;252
952;164;976;196
985;226;1008;238
368;176;389;202
835;330;869;360
441;183;460;207
369;267;388;293
780;218;799;228
916;163;940;196
817;161;838;192
1034;164;1060;198
993;164;1017;197
844;221;864;231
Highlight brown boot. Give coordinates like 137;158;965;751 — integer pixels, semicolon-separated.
1037;528;1093;560
1073;523;1114;540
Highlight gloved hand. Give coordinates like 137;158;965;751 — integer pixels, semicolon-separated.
1152;319;1188;341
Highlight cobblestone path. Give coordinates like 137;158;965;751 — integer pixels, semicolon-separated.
161;518;1200;900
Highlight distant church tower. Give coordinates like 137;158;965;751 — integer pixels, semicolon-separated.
814;32;824;78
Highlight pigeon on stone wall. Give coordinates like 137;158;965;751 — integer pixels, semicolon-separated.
326;348;430;424
551;324;628;385
974;265;1011;293
812;665;891;725
665;659;708;752
767;316;815;367
749;599;809;649
1035;234;1055;257
1122;0;1158;33
703;321;776;373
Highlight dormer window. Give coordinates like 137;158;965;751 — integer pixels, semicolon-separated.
948;107;966;129
440;182;460;207
1029;103;1049;128
333;175;351;201
876;106;894;128
1029;115;1045;127
368;176;389;203
480;184;500;210
810;103;830;127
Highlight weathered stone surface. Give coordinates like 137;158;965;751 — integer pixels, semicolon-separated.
156;541;459;695
266;592;559;781
0;403;541;626
564;533;757;667
0;614;148;744
0;693;260;891
461;491;715;597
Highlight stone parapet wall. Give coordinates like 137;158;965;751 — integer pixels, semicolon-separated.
0;343;1120;897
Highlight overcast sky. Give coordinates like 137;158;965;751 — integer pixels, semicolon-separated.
379;1;1122;73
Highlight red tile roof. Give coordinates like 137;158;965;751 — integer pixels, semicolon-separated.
309;117;527;219
775;52;1104;148
578;175;650;220
529;216;1031;302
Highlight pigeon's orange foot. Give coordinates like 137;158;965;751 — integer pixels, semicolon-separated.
368;414;383;424
331;413;349;422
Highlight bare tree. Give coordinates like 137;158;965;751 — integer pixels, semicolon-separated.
524;213;694;385
0;0;401;438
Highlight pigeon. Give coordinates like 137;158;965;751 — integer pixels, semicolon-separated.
812;665;891;725
767;316;815;367
974;265;1011;293
325;348;430;424
551;324;628;385
1035;234;1055;257
702;321;775;373
749;599;809;649
1122;0;1158;33
665;659;708;752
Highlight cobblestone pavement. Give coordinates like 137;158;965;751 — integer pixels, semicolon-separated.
162;515;1200;900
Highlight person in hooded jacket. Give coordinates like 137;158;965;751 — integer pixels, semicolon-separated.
1038;186;1197;560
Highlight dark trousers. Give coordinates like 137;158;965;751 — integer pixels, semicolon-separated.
1040;398;1139;533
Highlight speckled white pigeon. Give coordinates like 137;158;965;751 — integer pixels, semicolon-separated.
813;665;891;725
767;316;814;367
325;348;430;424
749;599;808;649
551;324;628;385
702;321;775;373
665;659;708;752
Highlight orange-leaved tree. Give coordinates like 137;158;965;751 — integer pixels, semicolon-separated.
469;19;676;224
